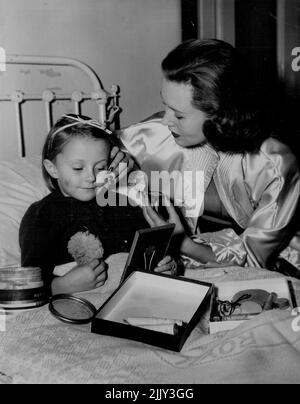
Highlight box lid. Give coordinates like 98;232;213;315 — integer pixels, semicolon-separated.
119;223;175;284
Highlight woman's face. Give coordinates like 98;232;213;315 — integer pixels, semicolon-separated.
161;78;207;148
45;137;110;201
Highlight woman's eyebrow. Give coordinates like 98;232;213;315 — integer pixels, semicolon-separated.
166;103;186;115
160;92;186;115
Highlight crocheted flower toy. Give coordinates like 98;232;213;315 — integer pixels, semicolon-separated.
68;231;104;265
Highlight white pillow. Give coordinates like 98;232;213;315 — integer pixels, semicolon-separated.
0;156;49;266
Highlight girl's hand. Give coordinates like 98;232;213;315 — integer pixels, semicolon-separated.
154;255;178;275
52;259;108;294
142;196;186;235
70;260;108;290
108;146;134;183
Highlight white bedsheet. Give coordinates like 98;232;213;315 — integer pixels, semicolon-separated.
0;253;300;384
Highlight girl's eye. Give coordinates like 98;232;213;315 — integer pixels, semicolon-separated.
176;115;184;120
73;168;83;171
95;167;107;172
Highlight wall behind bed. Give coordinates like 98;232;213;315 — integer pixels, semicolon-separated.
0;0;181;159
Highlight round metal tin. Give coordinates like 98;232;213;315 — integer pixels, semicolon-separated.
0;265;46;309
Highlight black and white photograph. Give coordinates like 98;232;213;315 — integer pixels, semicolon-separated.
0;0;299;386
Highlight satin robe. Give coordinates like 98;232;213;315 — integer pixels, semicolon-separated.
119;117;300;269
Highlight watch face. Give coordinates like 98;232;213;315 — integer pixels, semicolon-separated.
49;294;96;324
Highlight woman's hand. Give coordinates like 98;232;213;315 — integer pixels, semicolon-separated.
108;146;135;183
51;259;108;295
142;196;186;235
153;255;178;275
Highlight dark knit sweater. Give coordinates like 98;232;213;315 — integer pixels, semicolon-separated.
19;190;149;291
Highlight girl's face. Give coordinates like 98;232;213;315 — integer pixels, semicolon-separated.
161;78;207;148
44;137;110;201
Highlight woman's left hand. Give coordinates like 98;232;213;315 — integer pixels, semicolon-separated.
154;255;178;275
108;146;135;183
142;196;185;235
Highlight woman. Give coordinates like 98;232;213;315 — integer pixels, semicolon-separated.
126;39;300;272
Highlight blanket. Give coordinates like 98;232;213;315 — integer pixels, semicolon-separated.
0;253;299;384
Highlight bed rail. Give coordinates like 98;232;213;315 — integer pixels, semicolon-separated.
0;55;120;157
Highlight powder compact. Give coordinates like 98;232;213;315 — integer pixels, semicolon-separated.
49;294;97;324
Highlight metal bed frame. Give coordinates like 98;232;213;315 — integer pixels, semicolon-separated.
0;55;120;157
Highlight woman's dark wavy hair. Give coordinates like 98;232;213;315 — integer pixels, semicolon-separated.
42;114;116;191
161;39;271;153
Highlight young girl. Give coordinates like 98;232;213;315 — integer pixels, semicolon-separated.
19;114;174;296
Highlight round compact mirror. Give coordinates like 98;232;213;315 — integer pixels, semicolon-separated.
49;294;97;324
